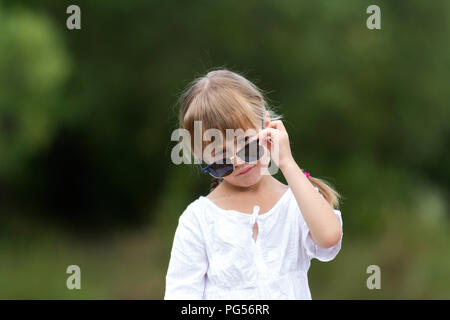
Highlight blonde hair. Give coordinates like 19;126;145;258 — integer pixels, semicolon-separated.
178;68;340;208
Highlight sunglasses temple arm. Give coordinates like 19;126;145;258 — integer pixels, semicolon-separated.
262;108;265;129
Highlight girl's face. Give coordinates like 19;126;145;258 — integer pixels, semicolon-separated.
206;127;271;187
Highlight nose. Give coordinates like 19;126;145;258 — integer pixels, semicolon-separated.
231;155;241;168
234;153;246;167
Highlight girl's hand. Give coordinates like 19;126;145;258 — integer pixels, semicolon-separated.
254;120;295;170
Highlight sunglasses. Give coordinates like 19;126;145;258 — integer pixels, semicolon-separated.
199;138;265;178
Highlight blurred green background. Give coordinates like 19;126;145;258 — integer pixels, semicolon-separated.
0;0;449;299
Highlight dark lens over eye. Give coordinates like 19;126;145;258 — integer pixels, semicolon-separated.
209;162;234;178
236;139;264;162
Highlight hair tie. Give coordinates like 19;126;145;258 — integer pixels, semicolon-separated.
303;171;310;178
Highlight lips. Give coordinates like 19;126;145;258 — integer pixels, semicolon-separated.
236;165;256;176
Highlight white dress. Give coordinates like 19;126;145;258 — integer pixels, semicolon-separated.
164;187;343;300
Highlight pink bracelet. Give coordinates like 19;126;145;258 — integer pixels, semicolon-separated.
303;171;310;178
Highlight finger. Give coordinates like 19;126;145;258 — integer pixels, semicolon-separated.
257;128;278;146
268;120;286;131
249;128;271;143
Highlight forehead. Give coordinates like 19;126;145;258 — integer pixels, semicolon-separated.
202;127;258;146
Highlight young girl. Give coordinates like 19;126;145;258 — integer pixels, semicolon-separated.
164;69;343;300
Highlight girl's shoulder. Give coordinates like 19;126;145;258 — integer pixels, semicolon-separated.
181;197;206;219
179;195;220;224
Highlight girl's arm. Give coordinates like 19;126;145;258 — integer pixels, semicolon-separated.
256;120;342;248
280;159;342;248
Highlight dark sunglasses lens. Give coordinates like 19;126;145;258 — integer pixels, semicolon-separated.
237;139;264;162
209;162;234;178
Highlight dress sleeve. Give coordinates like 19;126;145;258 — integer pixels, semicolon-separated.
164;205;208;299
299;188;343;262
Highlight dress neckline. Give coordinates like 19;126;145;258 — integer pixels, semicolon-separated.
200;186;291;218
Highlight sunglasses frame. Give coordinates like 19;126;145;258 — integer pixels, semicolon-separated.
199;138;264;178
